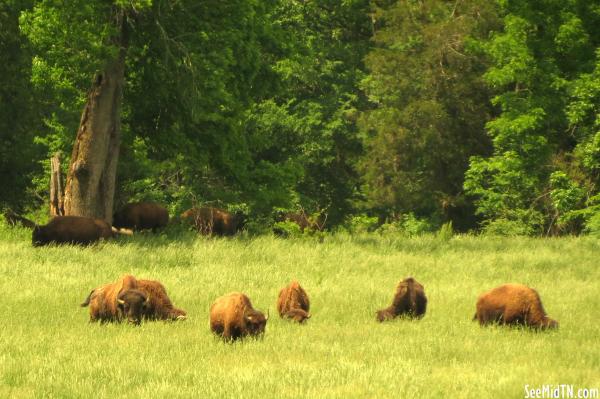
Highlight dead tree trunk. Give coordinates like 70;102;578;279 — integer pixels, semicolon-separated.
50;152;64;216
63;11;128;223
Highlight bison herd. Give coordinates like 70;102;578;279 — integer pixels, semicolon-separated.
7;203;560;340
27;202;249;246
77;274;558;342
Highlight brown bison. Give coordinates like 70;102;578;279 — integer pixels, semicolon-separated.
3;209;36;228
277;281;311;323
80;275;144;324
137;279;187;321
81;275;187;324
180;207;245;236
474;283;558;329
376;277;427;322
113;202;169;231
32;215;113;246
209;292;268;341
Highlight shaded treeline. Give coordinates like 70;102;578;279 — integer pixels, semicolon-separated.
1;0;599;235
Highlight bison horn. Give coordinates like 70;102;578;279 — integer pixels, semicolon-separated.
144;294;151;305
117;298;125;305
265;310;270;321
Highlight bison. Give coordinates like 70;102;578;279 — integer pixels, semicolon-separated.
113;202;169;232
180;207;245;236
474;283;558;329
209;292;268;341
376;277;427;322
277;281;311;323
80;275;145;324
81;275;187;324
32;215;113;246
137;279;187;321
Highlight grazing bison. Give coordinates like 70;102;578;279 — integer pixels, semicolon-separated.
32;215;113;246
209;292;268;341
80;275;146;324
113;202;169;232
376;277;427;322
277;281;311;323
81;275;187;324
137;279;187;321
3;209;36;228
474;284;558;329
181;207;245;236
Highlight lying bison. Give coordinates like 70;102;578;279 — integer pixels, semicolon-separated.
277;281;311;323
81;275;186;325
209;292;268;341
32;215;113;246
474;283;558;329
113;202;169;232
181;207;245;236
376;277;427;322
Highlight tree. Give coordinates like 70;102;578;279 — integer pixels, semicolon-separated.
0;0;42;212
464;0;600;235
246;0;373;224
20;0;274;220
360;0;499;230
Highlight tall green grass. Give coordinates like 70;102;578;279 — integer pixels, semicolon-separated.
0;226;598;398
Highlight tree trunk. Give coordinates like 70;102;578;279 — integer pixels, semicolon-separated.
63;11;127;223
49;152;64;216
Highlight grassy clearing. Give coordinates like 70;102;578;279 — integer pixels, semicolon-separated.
0;226;598;398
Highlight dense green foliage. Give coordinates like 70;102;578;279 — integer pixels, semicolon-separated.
0;0;599;235
0;227;598;397
360;0;498;230
0;0;43;211
464;0;600;235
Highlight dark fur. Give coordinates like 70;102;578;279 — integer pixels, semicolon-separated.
137;279;187;321
181;207;245;236
80;275;146;324
113;202;169;231
209;292;267;341
376;277;427;322
32;215;113;246
474;284;558;329
3;209;36;228
277;281;311;323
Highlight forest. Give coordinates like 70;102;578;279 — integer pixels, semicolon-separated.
1;0;599;236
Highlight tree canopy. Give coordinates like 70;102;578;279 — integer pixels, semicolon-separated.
1;0;599;235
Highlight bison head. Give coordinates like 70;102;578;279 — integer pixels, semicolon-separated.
376;309;395;322
543;318;559;330
244;310;268;336
117;289;150;325
284;309;311;323
32;225;46;247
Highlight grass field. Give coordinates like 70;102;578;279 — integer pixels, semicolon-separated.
0;226;599;398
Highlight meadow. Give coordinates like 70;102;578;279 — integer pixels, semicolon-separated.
0;226;598;398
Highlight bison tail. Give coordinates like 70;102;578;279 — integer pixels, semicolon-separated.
80;290;94;307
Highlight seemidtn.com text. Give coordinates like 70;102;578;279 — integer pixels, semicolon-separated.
525;385;599;399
